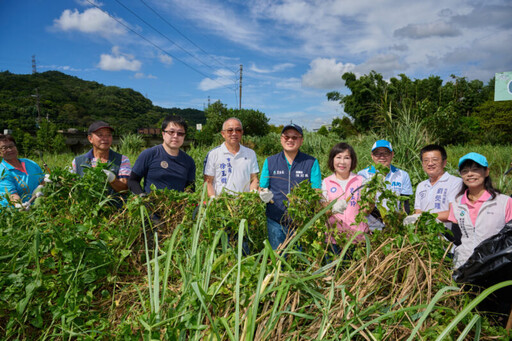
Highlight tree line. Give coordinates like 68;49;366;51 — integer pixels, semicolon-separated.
0;70;272;154
326;71;512;145
0;70;206;136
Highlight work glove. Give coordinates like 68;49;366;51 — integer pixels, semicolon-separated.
14;201;31;211
403;213;421;225
33;185;44;197
332;198;348;214
102;169;116;183
43;174;52;183
259;188;274;204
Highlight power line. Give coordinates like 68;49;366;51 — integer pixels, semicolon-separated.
137;0;234;72
113;0;225;75
85;0;234;90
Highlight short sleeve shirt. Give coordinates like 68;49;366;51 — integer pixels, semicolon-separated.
132;145;196;193
415;172;462;212
203;143;259;195
72;153;131;178
358;164;413;196
0;158;43;206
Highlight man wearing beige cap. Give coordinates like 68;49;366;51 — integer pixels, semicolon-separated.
72;121;131;193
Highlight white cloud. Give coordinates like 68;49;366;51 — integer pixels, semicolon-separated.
39;64;85;72
134;73;157;79
250;63;294;74
394;21;461;39
301;58;355;89
53;8;125;37
355;54;408;77
159;54;173;65
161;0;263;49
97;46;141;71
275;77;301;90
198;69;236;91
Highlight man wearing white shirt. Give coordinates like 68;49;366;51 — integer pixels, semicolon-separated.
203;118;259;197
412;144;462;224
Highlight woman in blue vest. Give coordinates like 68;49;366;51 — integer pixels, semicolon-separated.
259;124;322;250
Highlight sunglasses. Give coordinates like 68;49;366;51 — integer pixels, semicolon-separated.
164;130;186;137
281;134;301;141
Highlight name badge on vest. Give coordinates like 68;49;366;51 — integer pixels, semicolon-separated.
160;161;169;169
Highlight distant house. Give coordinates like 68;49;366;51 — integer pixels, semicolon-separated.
137;128;161;135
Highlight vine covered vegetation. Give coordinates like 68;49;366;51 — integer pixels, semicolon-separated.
1;137;511;339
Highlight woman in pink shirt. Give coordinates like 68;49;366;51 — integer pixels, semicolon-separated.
322;143;368;250
448;152;512;269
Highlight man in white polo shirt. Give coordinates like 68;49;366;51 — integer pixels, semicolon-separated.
358;139;413;230
203;117;259;197
405;144;462;227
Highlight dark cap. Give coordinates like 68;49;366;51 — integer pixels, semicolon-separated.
88;121;114;135
281;123;303;136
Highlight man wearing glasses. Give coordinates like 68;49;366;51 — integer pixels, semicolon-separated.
358;139;413;230
404;144;461;226
203;117;259;197
129;115;195;194
73;121;131;193
0;134;45;207
258;124;322;250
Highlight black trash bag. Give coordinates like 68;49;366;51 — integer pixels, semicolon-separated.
453;222;512;284
453;221;512;321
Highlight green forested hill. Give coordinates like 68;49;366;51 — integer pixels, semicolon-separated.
0;70;205;135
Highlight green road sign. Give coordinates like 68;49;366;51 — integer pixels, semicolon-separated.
495;71;512;101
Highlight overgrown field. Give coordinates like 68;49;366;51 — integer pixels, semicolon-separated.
2;133;512;339
30;132;512;195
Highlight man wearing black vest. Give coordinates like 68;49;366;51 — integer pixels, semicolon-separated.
259;124;322;250
72;121;131;193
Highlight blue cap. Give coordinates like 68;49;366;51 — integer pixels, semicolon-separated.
372;140;393;152
282;123;303;136
458;152;488;169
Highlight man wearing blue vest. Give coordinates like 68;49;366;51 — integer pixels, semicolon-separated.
72;121;131;193
259;124;322;250
358;139;413;230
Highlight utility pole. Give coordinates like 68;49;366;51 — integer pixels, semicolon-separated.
239;64;242;110
32;55;37;74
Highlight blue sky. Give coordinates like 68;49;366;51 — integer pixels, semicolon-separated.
1;0;511;129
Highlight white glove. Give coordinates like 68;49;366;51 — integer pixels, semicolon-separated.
15;202;31;210
43;174;52;183
33;185;44;197
259;188;274;204
332;199;348;214
403;213;421;225
102;169;116;183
